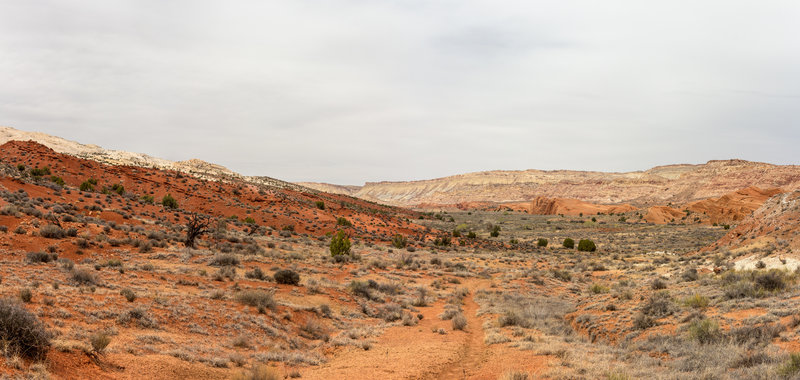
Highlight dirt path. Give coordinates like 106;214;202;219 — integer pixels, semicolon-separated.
422;293;490;379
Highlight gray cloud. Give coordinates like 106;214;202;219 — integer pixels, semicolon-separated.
0;0;798;184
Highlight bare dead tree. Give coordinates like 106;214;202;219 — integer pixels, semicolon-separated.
46;213;62;228
247;223;261;236
185;213;211;248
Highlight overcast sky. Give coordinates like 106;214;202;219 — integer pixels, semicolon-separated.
0;1;798;184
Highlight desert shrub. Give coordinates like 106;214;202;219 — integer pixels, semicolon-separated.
71;268;98;286
111;184;125;195
245;267;267;281
452;313;467;330
79;181;95;192
681;268;698;282
90;332;112;353
499;371;530;380
489;225;501;237
19;289;32;303
50;176;65;186
141;195;154;204
641;290;672;317
537;238;548;247
162;193;178;209
466;231;477;239
213;266;237;281
391;234;407;249
117;307;158;328
232;364;281;380
210;254;239;266
729;324;782;347
274;269;300;285
336;217;352;227
562;238;574;249
26;251;57;264
633;312;656;329
551;269;571;282
29;167;50;177
577;239;596;252
348;281;379;301
120;288;136;302
315;201;325;210
754;270;787;291
0;298;51;359
651;278;667;290
590;284;609;294
687;318;721;344
682;294;709;309
330;230;351;257
778;353;800;378
236;290;276;311
39;224;66;239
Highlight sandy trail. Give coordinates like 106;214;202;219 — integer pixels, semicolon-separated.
422;293;490;379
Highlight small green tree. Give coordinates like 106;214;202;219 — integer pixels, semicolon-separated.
330;230;351;257
79;181;95;192
563;238;575;249
391;234;407;249
162;194;179;209
578;239;596;252
537;238;548;247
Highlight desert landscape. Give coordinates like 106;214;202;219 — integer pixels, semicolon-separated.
0;127;798;379
1;2;798;379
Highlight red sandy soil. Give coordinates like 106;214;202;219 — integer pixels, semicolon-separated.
685;186;783;225
0;140;426;242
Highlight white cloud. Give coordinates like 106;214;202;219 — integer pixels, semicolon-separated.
0;0;798;184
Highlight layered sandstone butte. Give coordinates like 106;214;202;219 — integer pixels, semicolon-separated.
303;160;800;207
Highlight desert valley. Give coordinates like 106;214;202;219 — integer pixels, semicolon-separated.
0;126;798;379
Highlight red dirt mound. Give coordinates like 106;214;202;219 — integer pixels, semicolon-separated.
528;197;636;216
643;206;684;224
686;186;782;225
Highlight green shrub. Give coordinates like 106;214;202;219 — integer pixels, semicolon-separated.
778;353;800;378
563;238;574;249
590;284;609;294
111;184;125;195
330;230;351;257
688;318;721;344
489;225;500;238
315;201;325;210
79;181;95;192
162;194;179;209
683;294;709;309
50;176;65;186
577;239;596;252
467;231;477;239
537;238;548;247
141;195;154;204
391;234;407;249
274;269;300;285
336;217;352;227
243;217;256;224
0;298;51;359
30;167;50;177
551;269;571;282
